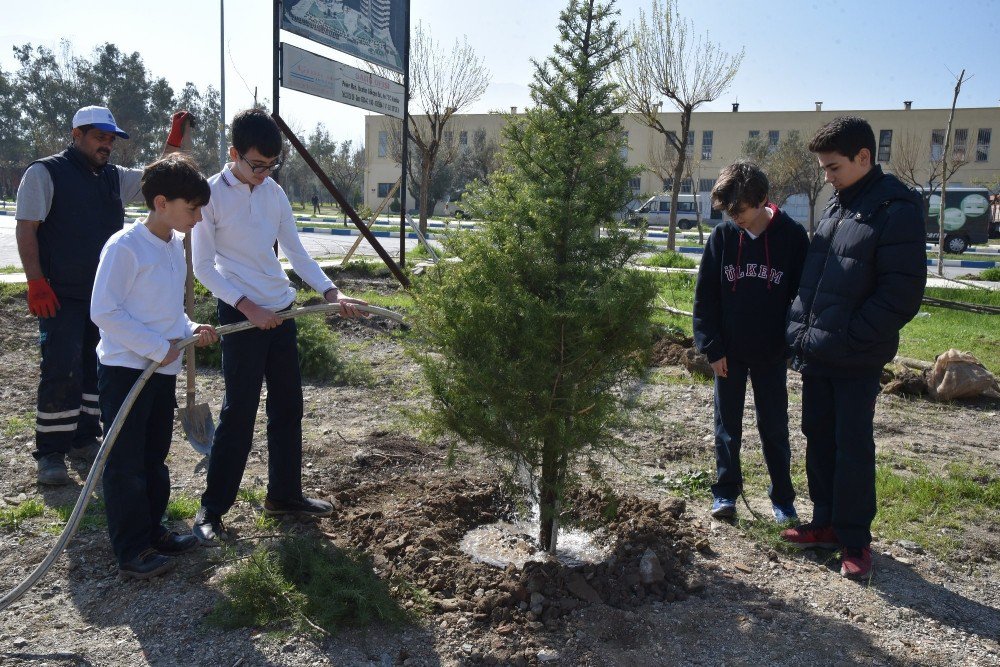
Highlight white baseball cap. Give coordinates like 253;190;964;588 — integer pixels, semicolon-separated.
72;106;130;139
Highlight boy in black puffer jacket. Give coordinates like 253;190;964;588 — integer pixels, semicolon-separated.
694;161;809;524
783;117;926;580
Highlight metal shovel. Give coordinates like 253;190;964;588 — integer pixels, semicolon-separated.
177;234;215;454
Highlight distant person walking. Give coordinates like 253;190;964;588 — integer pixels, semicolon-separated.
311;193;321;216
15;105;193;485
782;116;926;579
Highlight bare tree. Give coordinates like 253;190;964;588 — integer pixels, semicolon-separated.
375;23;490;234
888;128;970;218
935;69;968;272
615;0;743;250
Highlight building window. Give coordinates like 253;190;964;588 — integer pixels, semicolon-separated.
459;131;468;147
976;128;991;162
685;130;694;158
680;178;693;194
877;130;892;163
620;131;629;160
701;130;713;161
768;130;780;152
628;176;641;194
952;129;968;161
662;178;672;191
378;131;388;158
699;178;716;193
748;130;759;140
377;182;394;198
444;130;453;145
930;129;945;161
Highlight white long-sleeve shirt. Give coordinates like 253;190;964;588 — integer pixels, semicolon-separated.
191;164;335;311
91;222;195;375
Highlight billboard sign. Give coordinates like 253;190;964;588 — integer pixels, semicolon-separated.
281;43;404;118
281;0;405;74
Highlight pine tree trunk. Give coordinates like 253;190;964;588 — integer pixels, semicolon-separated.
538;439;560;553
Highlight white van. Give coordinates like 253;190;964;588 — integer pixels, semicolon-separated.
633;193;709;229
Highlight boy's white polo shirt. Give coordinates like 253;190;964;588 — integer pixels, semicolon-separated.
91;221;194;375
192;164;335;311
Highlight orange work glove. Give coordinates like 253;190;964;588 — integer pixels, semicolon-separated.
167;111;197;147
27;278;60;318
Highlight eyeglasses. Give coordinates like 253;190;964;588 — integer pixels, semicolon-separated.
239;153;283;174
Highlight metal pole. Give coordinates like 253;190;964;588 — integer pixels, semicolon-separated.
273;0;281;117
219;0;227;170
399;0;411;267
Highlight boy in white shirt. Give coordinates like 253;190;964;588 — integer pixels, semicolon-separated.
190;108;366;544
91;154;218;579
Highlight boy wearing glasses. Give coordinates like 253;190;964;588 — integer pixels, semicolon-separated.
693;161;808;523
190;108;366;544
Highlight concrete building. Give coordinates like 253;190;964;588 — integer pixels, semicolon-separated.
364;103;999;224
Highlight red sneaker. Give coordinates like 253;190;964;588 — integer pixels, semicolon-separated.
840;547;873;579
779;522;839;549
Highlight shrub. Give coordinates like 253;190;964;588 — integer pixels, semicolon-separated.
208;537;409;635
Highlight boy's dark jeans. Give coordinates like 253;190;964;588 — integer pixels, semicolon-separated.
712;359;795;505
801;373;881;548
98;363;176;565
201;299;303;517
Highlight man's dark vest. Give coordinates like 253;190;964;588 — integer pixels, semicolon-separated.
33;146;124;301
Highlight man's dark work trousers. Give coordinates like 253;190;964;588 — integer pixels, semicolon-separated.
201;299;303;516
98;363;176;564
801;373;881;548
35;297;102;458
712;359;795;504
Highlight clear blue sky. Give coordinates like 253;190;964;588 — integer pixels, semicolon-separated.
1;0;997;146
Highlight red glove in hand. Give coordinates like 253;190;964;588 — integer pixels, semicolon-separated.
167;111;197;147
27;278;60;318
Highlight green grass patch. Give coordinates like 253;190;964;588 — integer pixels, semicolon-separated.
872;459;1000;559
52;497;107;533
651;273;696;336
898;286;1000;373
641;250;698;269
0;265;21;274
0;283;26;302
978;267;1000;281
2;412;33;438
237;487;267;505
0;499;45;531
208;536;410;635
165;495;201;520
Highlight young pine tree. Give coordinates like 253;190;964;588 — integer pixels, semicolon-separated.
411;0;658;552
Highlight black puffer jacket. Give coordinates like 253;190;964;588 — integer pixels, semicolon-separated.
786;166;926;377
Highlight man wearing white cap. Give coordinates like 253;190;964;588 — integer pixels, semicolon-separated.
15;105;194;485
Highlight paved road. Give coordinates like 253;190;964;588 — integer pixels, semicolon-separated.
0;216;992;282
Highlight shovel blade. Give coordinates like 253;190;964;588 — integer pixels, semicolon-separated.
178;403;215;455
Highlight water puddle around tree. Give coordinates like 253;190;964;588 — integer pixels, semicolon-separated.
460;519;612;568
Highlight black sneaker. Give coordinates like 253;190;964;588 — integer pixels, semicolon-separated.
37;454;71;486
154;530;199;555
263;495;334;518
192;507;229;546
120;548;175;580
68;437;101;461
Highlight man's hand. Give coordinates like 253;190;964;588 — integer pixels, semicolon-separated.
238;299;282;330
160;342;181;366
167;110;197;149
192;324;219;347
710;356;728;378
27;278;60;318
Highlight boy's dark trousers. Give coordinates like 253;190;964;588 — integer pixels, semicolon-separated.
34;297;103;459
801;372;881;548
712;359;795;504
201;299;304;517
98;363;176;565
